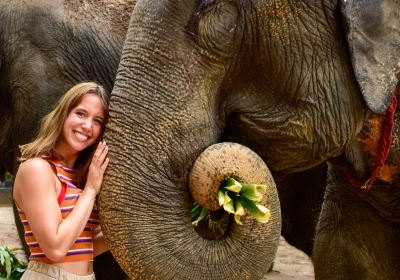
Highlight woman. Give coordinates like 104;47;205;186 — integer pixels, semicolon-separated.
13;82;110;279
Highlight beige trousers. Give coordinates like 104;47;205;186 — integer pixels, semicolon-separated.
21;261;95;280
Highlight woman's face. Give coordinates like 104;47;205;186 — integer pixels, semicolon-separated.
59;93;106;154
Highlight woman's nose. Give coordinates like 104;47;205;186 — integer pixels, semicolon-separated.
81;119;92;130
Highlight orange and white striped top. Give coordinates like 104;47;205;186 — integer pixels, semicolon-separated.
17;160;100;263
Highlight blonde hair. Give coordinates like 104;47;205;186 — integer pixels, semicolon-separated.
19;82;109;187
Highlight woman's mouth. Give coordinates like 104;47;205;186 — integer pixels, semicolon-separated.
74;131;90;142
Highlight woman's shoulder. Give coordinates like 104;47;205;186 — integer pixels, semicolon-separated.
18;157;51;172
17;157;54;179
14;158;57;205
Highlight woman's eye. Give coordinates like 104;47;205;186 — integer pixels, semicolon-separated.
75;111;85;117
94;119;103;126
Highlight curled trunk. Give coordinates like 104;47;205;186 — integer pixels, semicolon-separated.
100;140;281;279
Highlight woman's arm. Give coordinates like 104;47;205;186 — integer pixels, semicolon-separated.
13;143;109;262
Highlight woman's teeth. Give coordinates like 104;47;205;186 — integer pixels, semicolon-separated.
75;131;88;141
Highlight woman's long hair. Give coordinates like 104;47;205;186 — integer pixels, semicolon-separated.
19;82;109;188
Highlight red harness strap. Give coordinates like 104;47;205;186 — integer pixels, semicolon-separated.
348;82;399;190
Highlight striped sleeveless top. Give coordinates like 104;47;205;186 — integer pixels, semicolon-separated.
17;160;100;263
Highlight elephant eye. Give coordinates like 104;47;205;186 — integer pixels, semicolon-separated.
197;0;216;13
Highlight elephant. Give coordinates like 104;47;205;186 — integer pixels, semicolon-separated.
0;0;329;272
313;2;400;278
98;0;400;279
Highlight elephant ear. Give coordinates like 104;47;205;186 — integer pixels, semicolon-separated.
341;0;400;114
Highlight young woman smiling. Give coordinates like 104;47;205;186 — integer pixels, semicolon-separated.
13;82;110;279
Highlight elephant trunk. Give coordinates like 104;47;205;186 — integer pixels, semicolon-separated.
99;1;281;279
99;1;223;278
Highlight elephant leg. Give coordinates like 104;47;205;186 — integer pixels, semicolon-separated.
313;167;400;280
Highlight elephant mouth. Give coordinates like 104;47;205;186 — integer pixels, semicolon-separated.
192;208;231;240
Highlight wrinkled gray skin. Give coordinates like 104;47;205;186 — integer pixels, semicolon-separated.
0;1;134;279
0;0;131;174
100;0;400;279
314;1;400;279
0;0;327;269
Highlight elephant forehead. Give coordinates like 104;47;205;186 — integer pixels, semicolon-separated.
63;0;133;32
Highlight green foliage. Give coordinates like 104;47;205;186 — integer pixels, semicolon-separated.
4;172;14;182
0;247;27;279
191;203;209;226
191;177;270;226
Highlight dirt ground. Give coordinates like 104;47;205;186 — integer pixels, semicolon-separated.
266;238;314;280
0;188;314;279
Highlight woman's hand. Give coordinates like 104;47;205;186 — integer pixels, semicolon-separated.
86;141;109;195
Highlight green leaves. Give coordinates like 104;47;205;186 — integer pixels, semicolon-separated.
191;177;271;226
191;203;209;226
0;247;27;279
220;178;270;225
222;178;242;193
222;192;235;214
240;196;271;224
233;199;245;225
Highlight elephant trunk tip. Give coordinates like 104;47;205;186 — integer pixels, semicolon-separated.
188;142;273;210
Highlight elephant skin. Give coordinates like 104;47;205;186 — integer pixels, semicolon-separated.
314;86;400;279
313;1;400;278
0;0;329;270
99;0;400;279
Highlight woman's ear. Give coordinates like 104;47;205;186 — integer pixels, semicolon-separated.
341;0;400;114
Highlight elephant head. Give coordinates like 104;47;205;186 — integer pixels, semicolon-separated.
99;0;399;279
